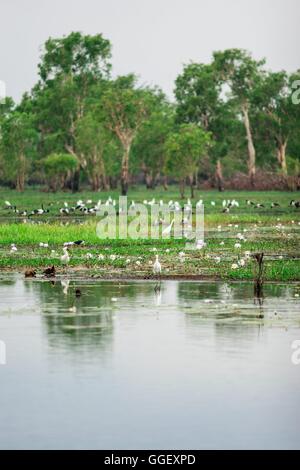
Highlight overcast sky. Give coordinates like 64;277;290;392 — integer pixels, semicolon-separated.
1;0;299;102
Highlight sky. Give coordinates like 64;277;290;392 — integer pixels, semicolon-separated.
0;0;299;102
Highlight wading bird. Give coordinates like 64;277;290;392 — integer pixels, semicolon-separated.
61;247;70;266
153;255;162;290
162;219;174;237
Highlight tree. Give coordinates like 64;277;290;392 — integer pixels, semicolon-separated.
75;112;122;191
0;111;37;191
44;153;78;191
100;75;153;195
132;102;174;189
213;49;265;185
174;62;236;190
31;32;112;191
253;71;300;174
165;124;211;198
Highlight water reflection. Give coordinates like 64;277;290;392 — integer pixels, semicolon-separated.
0;275;299;449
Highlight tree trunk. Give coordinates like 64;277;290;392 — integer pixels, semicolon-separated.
276;140;288;175
215;159;224;192
16;154;26;192
163;175;168;190
72;168;81;193
189;174;194;198
145;173;153;189
121;144;130;196
110;176;118;190
16;174;25;192
179;178;185;199
242;104;256;186
91;174;100;191
101;175;110;191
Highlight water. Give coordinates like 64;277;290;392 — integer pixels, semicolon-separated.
0;275;299;450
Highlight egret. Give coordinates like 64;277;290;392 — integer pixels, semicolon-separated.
162;219;174;237
60;247;70;266
153;255;161;276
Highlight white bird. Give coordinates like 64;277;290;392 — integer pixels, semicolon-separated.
196;239;205;250
162;219;174;237
60;247;70;266
153;255;161;275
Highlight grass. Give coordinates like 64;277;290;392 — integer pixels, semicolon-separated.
0;186;299;281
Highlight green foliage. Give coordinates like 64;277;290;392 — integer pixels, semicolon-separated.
0;111;38;190
44;153;78;190
44;153;78;174
0;34;299;193
165;124;211;176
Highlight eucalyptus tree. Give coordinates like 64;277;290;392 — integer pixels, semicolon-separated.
213;49;265;185
174;62;236;190
100;75;154;195
165;124;211;198
132;100;174;189
0;111;37;191
31;32;112;191
44;153;79;191
75;112;122;190
253;70;300;174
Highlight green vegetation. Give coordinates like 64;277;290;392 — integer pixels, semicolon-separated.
0;188;299;281
0;33;299;195
0;33;299;283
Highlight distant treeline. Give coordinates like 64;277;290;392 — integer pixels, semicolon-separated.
0;32;299;196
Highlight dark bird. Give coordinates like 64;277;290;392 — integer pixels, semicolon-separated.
255;203;265;209
24;268;36;278
64;240;85;247
73;240;85;246
271;202;280;208
75;288;82;297
290;200;300;208
43;265;56;277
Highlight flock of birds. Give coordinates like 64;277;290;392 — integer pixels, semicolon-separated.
3;194;299;284
2;196;300;218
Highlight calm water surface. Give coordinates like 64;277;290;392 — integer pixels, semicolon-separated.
0;275;299;449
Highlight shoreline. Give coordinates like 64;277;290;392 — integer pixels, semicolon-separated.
1;267;300;283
